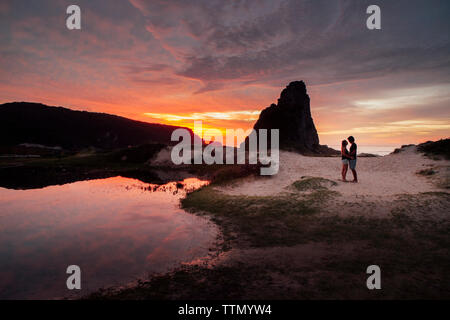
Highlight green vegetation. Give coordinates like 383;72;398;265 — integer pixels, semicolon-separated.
290;176;338;191
181;177;343;247
182;186;318;247
418;138;450;160
188;163;262;186
415;166;450;189
416;168;436;176
181;184;449;251
438;177;450;189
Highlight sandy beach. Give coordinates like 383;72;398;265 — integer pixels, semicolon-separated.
220;146;447;198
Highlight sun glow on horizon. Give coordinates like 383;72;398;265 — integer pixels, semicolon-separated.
144;110;260;122
143;109;449;147
144;111;262;144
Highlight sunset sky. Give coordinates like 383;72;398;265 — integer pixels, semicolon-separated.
1;0;449;146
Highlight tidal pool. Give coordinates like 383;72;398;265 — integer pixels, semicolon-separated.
0;176;216;299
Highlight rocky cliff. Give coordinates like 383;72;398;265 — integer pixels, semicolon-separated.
246;81;337;155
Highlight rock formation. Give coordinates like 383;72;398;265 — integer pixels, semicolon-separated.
246;81;337;154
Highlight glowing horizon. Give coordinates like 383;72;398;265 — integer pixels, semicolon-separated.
0;1;449;147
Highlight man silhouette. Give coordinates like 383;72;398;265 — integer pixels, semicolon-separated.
347;136;358;183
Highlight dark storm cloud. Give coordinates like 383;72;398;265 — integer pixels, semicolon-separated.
130;0;450;92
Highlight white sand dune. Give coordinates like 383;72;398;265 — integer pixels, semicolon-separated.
220;146;448;199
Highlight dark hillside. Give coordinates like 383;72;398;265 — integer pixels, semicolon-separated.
0;102;192;151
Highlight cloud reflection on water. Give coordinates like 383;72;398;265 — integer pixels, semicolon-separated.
0;176;215;299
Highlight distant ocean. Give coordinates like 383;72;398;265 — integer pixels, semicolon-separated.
328;145;397;156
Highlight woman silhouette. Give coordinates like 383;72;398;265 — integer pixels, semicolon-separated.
341;140;352;181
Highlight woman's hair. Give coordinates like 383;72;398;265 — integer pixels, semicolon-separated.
341;140;348;147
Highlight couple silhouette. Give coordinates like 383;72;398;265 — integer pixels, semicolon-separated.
341;136;358;183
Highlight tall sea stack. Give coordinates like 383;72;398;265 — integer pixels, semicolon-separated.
247;81;326;153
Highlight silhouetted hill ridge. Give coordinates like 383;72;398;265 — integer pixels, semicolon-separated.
0;102;191;150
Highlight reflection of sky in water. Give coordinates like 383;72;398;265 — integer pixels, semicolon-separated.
0;177;215;299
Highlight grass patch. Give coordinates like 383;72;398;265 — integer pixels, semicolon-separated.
438;178;450;189
435;168;450;189
181;186;326;247
182;186;450;251
417;139;450;160
417;168;436;176
420;191;450;198
208;164;262;186
291;176;337;192
416;166;450;189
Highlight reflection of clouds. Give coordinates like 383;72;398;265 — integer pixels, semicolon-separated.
0;176;215;298
122;210;169;223
145;246;172;264
145;224;197;264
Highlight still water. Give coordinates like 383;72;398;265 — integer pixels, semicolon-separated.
0;177;216;299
